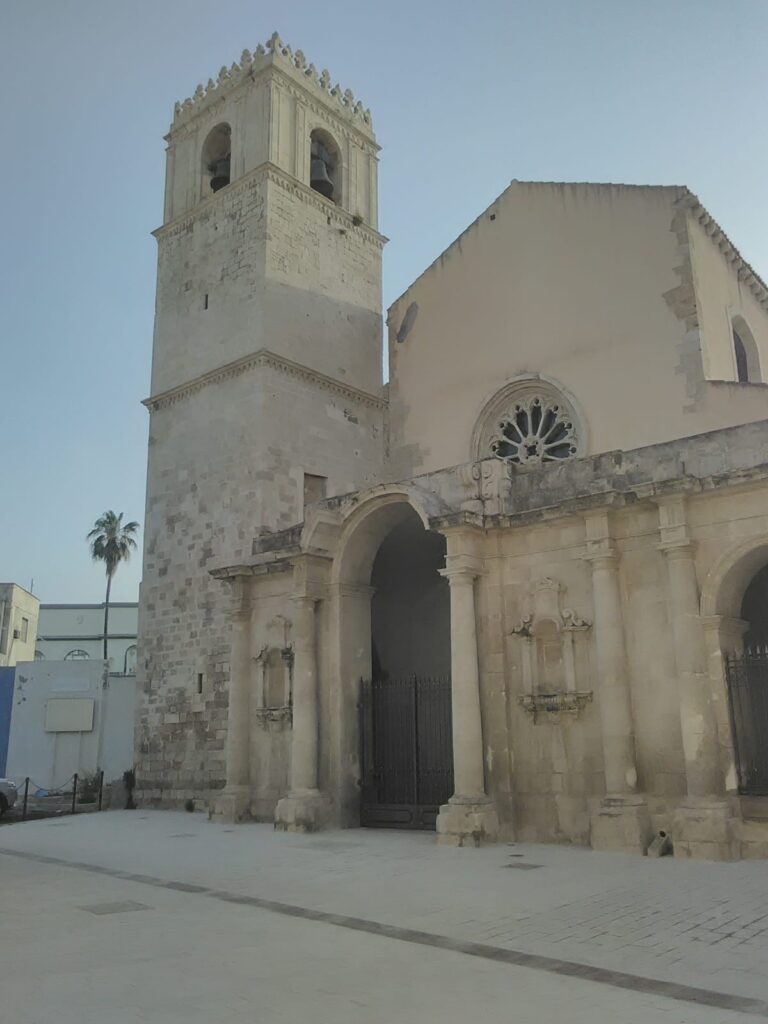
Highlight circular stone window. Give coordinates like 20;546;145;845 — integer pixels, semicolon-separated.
473;378;583;466
490;395;577;465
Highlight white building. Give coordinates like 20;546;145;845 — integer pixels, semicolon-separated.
0;584;39;668
36;603;138;675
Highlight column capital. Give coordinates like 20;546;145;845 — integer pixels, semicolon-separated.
584;544;619;568
659;539;697;561
226;575;253;622
440;554;485;583
292;552;331;602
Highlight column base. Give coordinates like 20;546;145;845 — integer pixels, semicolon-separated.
590;794;652;854
436;796;499;847
274;789;330;833
210;786;251;824
673;798;739;861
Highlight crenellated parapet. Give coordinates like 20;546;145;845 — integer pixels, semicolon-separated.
172;30;373;135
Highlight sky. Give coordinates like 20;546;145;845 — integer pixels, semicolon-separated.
1;0;767;604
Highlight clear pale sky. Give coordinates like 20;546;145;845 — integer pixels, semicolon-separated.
1;0;767;604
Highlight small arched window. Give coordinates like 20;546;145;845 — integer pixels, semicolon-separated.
202;122;232;195
124;645;137;675
64;649;90;661
309;129;340;203
732;317;761;384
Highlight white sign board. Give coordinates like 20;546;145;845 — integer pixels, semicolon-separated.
45;698;95;733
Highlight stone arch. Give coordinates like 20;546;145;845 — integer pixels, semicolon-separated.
470;373;588;464
201;122;232;196
701;537;768;620
327;487;451;827
309;126;342;204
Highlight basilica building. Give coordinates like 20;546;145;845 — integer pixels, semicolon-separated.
137;33;768;859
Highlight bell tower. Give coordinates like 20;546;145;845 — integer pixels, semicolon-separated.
137;33;386;806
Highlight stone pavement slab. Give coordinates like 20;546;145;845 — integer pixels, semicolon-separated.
2;810;768;1019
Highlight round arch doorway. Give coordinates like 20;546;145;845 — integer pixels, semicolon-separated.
359;509;454;830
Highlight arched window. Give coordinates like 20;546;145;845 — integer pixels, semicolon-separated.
201;123;232;195
64;649;90;661
309;129;340;203
732;317;761;384
124;645;137;675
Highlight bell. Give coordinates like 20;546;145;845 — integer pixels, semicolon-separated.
310;157;334;198
210;156;231;193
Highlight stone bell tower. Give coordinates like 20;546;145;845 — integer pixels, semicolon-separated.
136;33;386;806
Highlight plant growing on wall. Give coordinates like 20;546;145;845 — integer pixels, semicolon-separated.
87;511;140;662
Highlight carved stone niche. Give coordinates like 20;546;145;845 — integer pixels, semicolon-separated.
510;578;592;723
253;615;294;728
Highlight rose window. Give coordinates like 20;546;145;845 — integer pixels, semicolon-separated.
489;396;578;465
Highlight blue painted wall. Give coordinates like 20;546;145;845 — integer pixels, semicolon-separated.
0;667;15;776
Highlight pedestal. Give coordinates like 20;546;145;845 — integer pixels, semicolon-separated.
590;795;652;854
274;789;330;833
436;796;499;847
210;786;251;824
673;798;739;861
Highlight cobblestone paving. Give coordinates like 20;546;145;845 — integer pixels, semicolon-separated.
2;811;768;1009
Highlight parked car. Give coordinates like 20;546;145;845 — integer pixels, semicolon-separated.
0;779;18;816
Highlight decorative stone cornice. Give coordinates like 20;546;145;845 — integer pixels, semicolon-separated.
153;162;386;247
144;347;388;414
681;189;768;312
171;31;374;136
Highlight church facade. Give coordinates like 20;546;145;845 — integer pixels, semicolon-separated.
137;34;768;859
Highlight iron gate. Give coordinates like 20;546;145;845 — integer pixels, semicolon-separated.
725;649;768;795
359;676;454;830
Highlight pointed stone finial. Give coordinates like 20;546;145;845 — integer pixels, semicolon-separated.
267;31;282;53
305;62;318;81
353;101;364;116
330;83;342;100
182;97;193;111
319;69;331;89
294;49;306;69
364;108;372;123
194;83;205;100
343;89;354;106
206;78;216;92
281;44;292;59
230;61;239;74
255;42;266;55
174;101;182;117
218;65;230;83
241;48;252;64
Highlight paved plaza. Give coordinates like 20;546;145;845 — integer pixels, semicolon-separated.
2;811;768;1022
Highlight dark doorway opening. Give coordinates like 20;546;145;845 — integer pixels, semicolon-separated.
725;563;768;794
360;513;453;829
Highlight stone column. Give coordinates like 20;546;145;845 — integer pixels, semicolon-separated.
274;558;330;832
701;615;749;797
585;512;651;853
435;550;499;847
212;575;253;823
658;496;738;859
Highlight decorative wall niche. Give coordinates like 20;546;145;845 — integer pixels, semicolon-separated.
510;578;592;722
253;615;294;726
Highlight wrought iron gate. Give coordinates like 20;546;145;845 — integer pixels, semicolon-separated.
359;676;454;830
725;649;768;795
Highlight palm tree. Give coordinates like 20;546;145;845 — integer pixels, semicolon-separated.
87;511;140;662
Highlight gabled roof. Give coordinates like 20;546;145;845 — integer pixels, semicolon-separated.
389;181;768;314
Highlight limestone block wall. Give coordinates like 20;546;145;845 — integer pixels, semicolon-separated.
137;364;384;806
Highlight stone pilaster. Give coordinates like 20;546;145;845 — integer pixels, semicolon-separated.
275;556;330;832
585;511;651;853
435;538;498;847
211;575;253;823
658;496;738;860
